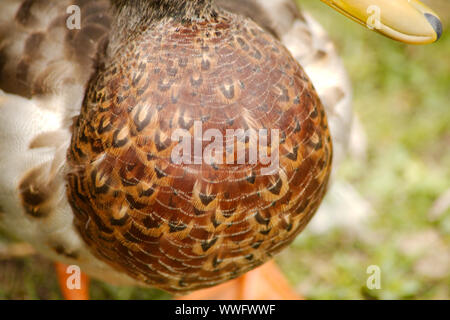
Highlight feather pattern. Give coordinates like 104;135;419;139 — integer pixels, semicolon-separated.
0;0;351;292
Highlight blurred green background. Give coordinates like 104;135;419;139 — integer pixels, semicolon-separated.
0;0;448;299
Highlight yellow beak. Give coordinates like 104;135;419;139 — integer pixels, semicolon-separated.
321;0;443;44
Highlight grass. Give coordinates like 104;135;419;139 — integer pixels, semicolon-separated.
0;0;449;299
277;0;450;300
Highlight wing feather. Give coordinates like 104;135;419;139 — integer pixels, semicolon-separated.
0;0;111;99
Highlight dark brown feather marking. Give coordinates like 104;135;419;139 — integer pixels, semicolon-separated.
52;244;80;260
15;0;36;26
19;166;53;218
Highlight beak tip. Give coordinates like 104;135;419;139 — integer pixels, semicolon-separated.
424;13;443;41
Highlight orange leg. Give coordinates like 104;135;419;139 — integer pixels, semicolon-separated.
55;263;90;300
178;260;302;300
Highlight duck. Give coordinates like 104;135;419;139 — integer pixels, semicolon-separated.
0;0;442;300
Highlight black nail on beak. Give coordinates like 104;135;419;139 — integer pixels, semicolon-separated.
424;13;443;41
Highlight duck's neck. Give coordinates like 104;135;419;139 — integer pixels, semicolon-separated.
108;0;218;56
111;0;216;23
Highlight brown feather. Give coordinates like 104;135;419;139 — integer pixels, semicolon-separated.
67;5;332;293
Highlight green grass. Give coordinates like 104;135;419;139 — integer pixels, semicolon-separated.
0;0;449;299
277;0;450;300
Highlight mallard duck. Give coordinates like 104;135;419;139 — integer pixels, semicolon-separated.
0;0;441;300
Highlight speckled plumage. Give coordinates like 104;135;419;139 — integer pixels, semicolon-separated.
0;0;350;293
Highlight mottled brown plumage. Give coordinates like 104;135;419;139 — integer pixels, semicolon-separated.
0;0;344;294
0;0;111;98
67;1;332;292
